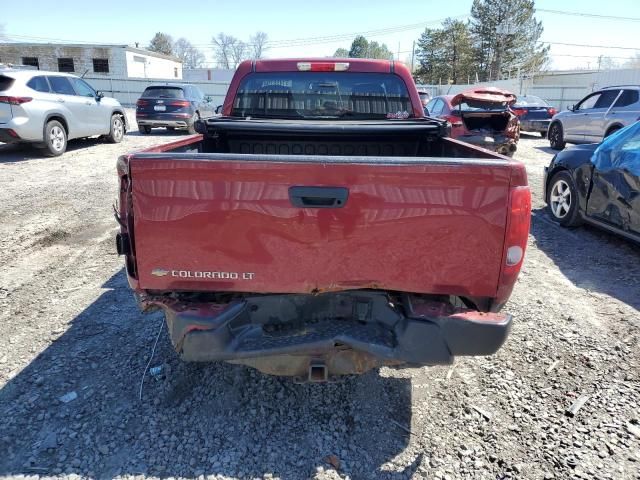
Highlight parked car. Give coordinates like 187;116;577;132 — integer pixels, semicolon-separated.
425;87;520;156
511;94;557;137
115;58;531;381
548;85;640;150
0;69;127;156
417;88;431;109
544;122;640;243
136;84;215;134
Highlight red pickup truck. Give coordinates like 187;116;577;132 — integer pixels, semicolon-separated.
116;58;531;381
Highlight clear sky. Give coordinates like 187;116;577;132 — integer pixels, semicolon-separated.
2;0;640;70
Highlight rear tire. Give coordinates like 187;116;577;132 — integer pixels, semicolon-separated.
138;125;151;134
43;120;67;157
187;112;199;134
107;114;124;143
605;126;621;137
549;122;565;150
540;130;547;138
546;171;582;227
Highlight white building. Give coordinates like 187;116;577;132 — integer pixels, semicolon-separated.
0;43;182;79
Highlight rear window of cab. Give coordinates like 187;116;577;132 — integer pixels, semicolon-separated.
231;72;413;120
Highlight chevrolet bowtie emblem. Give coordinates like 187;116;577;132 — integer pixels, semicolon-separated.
151;268;170;277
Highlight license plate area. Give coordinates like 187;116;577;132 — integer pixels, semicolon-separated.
154;105;166;111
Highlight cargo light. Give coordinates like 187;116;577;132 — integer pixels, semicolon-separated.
297;62;350;72
0;96;32;105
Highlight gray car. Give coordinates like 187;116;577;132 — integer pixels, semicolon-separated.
0;69;128;156
548;85;640;150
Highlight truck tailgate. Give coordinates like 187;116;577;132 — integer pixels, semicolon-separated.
129;154;512;298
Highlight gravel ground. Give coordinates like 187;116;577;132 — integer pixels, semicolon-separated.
0;115;639;480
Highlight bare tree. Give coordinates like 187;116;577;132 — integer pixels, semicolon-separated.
250;31;268;59
598;56;619;71
173;38;192;62
173;38;205;69
230;41;248;68
184;47;205;69
212;33;239;69
625;53;640;69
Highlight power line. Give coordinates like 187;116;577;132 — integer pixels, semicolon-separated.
194;16;469;49
549;53;635;60
542;41;640;51
537;8;640;22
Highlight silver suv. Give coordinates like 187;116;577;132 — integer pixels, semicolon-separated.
548;85;640;150
0;69;128;156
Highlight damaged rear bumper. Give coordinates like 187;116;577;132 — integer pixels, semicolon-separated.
141;291;512;378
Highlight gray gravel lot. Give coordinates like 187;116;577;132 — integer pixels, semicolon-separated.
0;116;639;480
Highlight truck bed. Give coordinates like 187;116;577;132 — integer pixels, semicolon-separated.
118;119;524;308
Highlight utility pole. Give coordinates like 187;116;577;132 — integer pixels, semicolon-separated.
597;55;602;71
410;40;416;72
397;41;401;61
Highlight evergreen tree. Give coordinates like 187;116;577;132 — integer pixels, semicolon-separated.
148;32;174;56
337;36;395;59
415;19;474;84
333;48;350;58
348;36;369;58
469;0;548;81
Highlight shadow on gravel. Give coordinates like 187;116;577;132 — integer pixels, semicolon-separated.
0;268;413;479
0;138;112;163
533;144;556;155
530;207;640;310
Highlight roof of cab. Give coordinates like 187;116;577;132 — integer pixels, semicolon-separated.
247;58;396;74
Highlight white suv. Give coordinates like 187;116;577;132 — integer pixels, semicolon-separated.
0;69;128;156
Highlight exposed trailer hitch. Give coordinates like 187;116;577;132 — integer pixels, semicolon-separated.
138;290;512;378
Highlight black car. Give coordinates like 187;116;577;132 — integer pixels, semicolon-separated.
543;124;640;243
511;95;557;138
136;84;215;134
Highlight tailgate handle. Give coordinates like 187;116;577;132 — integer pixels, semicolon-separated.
289;186;348;208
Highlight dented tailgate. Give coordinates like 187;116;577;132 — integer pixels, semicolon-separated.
128;154;512;298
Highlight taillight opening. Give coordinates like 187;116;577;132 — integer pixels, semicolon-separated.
169;100;190;107
443;115;463;127
0;96;33;105
547;107;557;116
511;108;527;117
136;99;148;107
496;183;531;304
